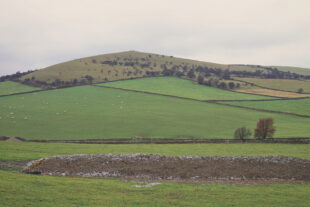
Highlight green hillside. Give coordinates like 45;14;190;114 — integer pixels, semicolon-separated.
0;81;39;96
273;66;310;76
223;98;310;116
20;51;269;85
0;85;309;139
100;77;273;100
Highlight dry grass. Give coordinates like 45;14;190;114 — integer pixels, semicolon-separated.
21;51;270;84
235;88;310;98
235;77;310;93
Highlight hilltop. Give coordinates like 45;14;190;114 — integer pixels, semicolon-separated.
16;51;309;89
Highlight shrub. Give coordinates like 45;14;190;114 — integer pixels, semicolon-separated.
228;82;235;89
234;127;252;140
297;88;304;93
197;75;204;84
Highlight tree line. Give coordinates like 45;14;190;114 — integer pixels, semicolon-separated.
1;56;309;89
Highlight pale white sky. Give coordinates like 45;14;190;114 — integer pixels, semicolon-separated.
0;0;310;75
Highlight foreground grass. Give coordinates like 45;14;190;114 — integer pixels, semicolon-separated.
0;85;309;139
236;77;310;93
0;81;39;96
224;98;310;116
100;77;271;100
1;170;310;207
1;142;310;161
1;142;310;206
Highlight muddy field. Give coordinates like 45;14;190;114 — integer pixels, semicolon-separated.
23;154;310;182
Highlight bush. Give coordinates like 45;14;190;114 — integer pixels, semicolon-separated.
228;82;235;89
197;75;204;84
234;127;252;140
297;88;304;93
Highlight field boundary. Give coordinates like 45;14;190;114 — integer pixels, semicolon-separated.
93;84;289;102
96;77;283;98
27;137;310;144
0;89;47;98
215;102;310;118
93;85;310;118
233;78;310;94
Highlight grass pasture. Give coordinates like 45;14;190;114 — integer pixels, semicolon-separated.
1;142;310;161
99;77;272;100
223;98;310;116
2;170;310;207
236;77;310;93
0;85;310;139
0;81;39;96
1;142;310;207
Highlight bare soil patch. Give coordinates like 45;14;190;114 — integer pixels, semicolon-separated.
23;154;310;182
0;136;25;142
0;160;28;169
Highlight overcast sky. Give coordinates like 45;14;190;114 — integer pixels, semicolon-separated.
1;0;310;76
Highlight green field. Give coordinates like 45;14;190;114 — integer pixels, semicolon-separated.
100;77;272;100
224;98;310;116
2;170;310;207
2;142;310;161
0;85;310;139
236;77;310;93
0;81;39;96
1;142;310;207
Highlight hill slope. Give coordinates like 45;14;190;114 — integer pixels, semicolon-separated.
0;81;39;96
273;66;310;76
20;51;273;86
0;85;309;139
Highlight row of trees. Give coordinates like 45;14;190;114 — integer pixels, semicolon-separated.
0;70;37;82
99;57;310;81
2;56;309;89
197;76;240;89
234;118;275;140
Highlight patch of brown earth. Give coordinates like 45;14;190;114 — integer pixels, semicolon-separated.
0;137;25;142
23;154;310;182
0;160;28;169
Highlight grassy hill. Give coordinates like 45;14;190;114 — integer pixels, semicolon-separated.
99;77;273;100
0;81;39;96
273;66;310;76
20;51;272;85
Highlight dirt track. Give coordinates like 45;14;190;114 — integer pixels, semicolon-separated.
23;154;310;182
